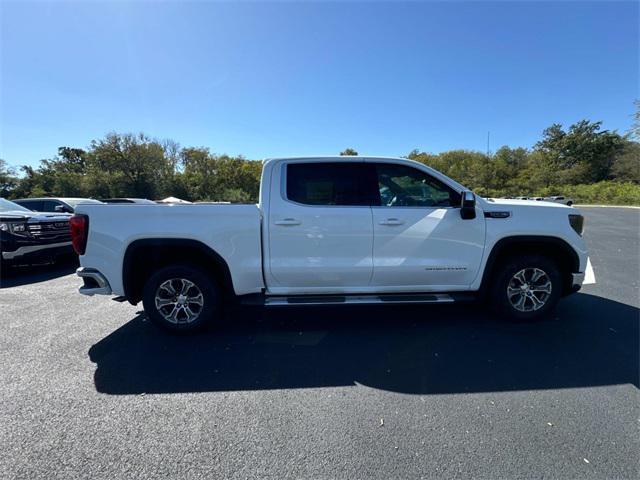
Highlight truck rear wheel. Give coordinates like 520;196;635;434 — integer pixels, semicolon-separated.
142;264;221;332
489;255;562;322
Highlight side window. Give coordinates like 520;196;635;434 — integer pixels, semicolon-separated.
286;163;372;206
374;164;461;207
17;200;43;211
43;200;62;212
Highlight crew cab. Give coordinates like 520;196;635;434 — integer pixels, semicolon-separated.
73;157;588;331
1;198;73;266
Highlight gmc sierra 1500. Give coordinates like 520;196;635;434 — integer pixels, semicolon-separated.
73;156;587;331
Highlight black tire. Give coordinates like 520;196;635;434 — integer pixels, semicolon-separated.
0;258;10;278
142;264;221;332
489;254;562;322
566;201;573;206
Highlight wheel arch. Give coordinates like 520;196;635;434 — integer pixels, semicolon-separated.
479;235;580;297
122;238;235;305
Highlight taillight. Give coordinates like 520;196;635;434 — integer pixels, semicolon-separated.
69;214;89;255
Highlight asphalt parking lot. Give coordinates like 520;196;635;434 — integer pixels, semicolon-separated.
1;207;638;479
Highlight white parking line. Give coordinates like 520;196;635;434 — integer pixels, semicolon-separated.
583;257;596;285
575;204;640;209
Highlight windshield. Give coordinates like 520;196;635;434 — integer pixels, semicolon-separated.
0;198;32;213
63;198;103;208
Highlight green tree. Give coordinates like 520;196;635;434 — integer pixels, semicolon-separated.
45;147;88;174
0;159;18;197
10;165;47;198
490;146;529;194
611;141;640;183
516;150;559;191
88;132;175;198
179;148;262;202
629;100;640;141
534;120;626;184
340;148;358;156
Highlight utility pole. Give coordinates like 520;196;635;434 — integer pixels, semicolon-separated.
487;131;491;158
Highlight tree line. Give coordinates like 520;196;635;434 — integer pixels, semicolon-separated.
1;114;639;205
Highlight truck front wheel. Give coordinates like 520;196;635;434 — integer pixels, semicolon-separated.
490;255;562;322
142;264;221;332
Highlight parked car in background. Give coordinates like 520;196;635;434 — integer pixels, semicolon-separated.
544;196;574;206
1;198;73;267
101;198;156;204
14;197;103;213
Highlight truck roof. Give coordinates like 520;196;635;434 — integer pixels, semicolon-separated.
262;155;468;194
263;156;408;164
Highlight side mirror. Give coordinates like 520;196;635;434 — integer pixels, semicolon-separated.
460;191;476;220
54;205;65;212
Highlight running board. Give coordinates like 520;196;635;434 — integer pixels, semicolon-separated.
262;293;472;307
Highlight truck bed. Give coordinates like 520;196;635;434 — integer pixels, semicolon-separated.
75;203;264;296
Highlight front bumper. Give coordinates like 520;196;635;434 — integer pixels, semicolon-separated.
77;267;112;295
2;241;73;261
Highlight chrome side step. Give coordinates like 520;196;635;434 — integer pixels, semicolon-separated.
264;293;459;307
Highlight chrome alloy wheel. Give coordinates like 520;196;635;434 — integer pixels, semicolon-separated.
507;268;553;312
154;278;204;324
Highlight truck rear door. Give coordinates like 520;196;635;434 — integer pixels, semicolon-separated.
264;160;375;293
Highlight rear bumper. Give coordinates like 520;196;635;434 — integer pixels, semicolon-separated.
2;241;73;261
77;267;112;295
570;271;584;293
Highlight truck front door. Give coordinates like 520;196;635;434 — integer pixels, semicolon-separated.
368;161;486;290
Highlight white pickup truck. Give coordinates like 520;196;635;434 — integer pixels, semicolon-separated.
73;156;588;331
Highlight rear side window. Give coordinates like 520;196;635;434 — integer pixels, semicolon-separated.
286;162;373;206
15;200;43;211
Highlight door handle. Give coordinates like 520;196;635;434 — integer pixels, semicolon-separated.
379;218;404;226
274;218;302;226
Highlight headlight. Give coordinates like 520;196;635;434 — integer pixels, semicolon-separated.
569;214;584;236
0;222;29;235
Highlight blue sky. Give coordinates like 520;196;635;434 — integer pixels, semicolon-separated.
1;1;637;168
